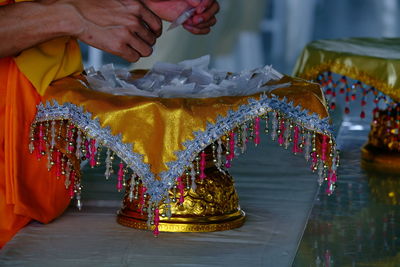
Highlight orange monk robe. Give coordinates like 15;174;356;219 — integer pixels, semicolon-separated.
0;0;83;248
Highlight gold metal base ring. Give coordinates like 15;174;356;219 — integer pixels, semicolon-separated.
361;144;400;173
116;145;246;233
117;209;246;232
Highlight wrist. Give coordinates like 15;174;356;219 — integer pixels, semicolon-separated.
40;1;85;38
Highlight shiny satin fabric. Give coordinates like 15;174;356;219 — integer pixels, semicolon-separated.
293;38;400;102
44;75;329;178
14;36;83;95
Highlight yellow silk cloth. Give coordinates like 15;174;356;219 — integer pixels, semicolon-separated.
1;0;83;94
293;38;400;102
15;37;83;95
43;76;328;178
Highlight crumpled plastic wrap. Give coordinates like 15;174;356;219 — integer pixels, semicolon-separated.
85;55;286;98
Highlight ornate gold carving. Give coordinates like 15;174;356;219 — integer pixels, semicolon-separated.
117;145;246;232
362;106;400;172
117;211;246;232
368;109;400;152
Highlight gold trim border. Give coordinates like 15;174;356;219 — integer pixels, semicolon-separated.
117;210;246;233
297;62;400;102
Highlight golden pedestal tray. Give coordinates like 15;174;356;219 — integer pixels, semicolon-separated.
29;65;338;235
117;145;246;232
294;38;400;172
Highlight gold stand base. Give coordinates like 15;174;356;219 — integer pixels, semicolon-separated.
117;145;246;233
117;209;246;232
361;144;400;173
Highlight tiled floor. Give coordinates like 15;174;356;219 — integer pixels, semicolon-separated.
294;117;400;266
0;132;319;266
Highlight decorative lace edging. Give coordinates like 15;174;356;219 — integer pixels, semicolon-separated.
33;93;337;204
296;62;400;102
34;101;154;186
313;71;396;117
151;94;334;202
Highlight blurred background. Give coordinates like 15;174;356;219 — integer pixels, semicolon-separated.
80;0;400;75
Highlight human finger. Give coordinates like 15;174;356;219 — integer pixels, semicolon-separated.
185;0;202;7
132;22;157;46
183;24;211;35
125;1;163;37
190;16;216;29
195;0;213;14
76;17;145;62
127;32;153;57
119;45;141;62
192;2;219;24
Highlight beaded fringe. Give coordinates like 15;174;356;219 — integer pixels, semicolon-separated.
30;96;339;236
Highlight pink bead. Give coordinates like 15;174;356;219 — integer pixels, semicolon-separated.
55;151;62;177
68;145;74;153
225;159;231;168
311;152;317;171
85;140;90;159
225;131;235;168
278;120;285;145
117;162;124;191
153;208;160;237
38;124;44;157
177;177;185;204
89;139;96;168
199;151;207;179
254;117;260;145
68;125;75;152
331;171;337;183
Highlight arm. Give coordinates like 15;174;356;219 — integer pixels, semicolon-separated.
0;1;79;58
142;0;219;35
0;0;162;62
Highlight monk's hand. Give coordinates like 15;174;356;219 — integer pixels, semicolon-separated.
54;0;162;62
142;0;220;35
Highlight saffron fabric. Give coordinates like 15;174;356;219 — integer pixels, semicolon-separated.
0;58;70;247
0;0;83;247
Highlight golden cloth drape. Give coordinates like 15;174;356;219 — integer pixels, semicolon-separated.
293;37;400;102
43;76;329;180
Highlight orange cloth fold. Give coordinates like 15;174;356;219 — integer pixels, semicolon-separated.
0;0;83;247
0;58;70;248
